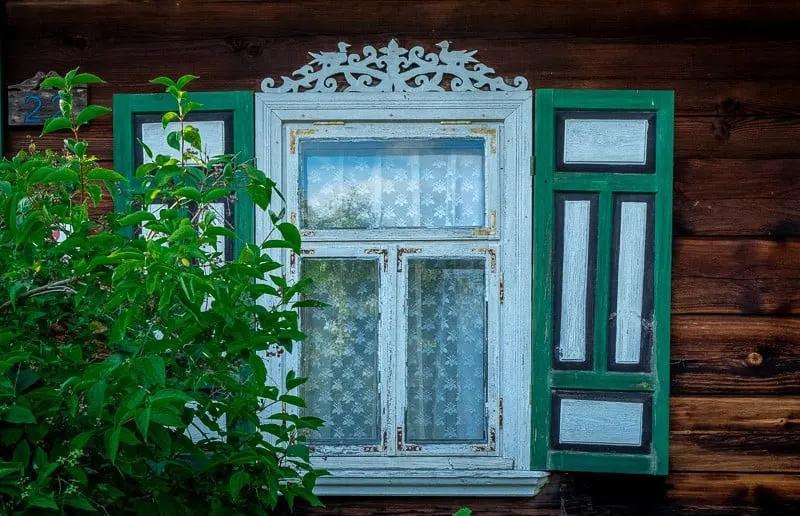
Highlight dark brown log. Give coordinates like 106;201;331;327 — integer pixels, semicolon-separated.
8;0;800;41
672;316;800;394
674;159;800;237
672;239;800;315
671;396;800;434
6;35;800;86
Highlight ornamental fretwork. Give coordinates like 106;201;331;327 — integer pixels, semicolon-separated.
260;40;528;93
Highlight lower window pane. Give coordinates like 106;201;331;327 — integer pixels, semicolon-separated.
406;258;487;443
300;259;380;445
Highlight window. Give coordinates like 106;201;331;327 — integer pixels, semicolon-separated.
255;93;539;495
113;40;674;498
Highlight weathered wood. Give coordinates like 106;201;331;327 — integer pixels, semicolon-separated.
6;36;800;85
671;396;800;434
13;115;800;164
674;159;800;237
8;0;800;41
672;239;800;315
291;473;800;515
672;316;800;394
6;71;88;126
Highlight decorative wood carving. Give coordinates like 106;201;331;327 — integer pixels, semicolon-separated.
260;40;528;93
7;71;88;126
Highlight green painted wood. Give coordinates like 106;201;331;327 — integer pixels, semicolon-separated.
112;91;254;252
532;89;674;476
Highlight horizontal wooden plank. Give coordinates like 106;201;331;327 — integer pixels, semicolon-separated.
674;159;800;237
6;36;800;85
12;115;800;165
296;473;800;515
671;396;800;434
672;316;800;395
672;434;800;473
673;239;800;315
8;0;800;41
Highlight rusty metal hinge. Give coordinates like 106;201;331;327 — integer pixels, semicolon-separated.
498;398;504;429
472;248;497;272
499;273;505;304
472;210;497;236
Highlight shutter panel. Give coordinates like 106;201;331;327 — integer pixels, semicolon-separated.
532;90;673;475
112;91;254;252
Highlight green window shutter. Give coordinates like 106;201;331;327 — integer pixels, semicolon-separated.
532;89;674;475
112;91;254;252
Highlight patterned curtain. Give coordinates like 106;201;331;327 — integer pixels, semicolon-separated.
300;259;381;445
406;258;487;442
301;139;485;229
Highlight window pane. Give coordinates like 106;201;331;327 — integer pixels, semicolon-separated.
406;258;487;443
300;139;485;229
300;259;380;445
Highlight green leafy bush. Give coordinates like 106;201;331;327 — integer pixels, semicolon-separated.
0;70;326;514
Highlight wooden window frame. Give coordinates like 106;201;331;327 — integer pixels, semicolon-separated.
254;91;548;496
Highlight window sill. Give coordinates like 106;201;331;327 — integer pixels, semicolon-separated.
314;470;549;497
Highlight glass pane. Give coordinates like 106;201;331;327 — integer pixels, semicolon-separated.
300;259;380;445
406;258;487;443
300;139;485;229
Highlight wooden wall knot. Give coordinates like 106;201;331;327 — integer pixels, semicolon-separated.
746;351;764;367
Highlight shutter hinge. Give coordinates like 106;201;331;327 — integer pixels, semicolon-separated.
499;272;505;304
498;398;504;429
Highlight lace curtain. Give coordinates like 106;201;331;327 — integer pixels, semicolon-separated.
301;139;485;229
300;259;381;445
406;258;487;442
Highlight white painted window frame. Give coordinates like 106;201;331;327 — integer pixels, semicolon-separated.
254;91;547;496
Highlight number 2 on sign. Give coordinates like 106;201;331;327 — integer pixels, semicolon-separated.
23;94;62;124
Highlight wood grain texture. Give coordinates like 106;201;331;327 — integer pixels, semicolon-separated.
672;239;800;315
8;0;800;41
674;159;800;237
672;316;800;394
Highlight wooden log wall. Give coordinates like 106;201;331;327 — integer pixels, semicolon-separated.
4;1;800;514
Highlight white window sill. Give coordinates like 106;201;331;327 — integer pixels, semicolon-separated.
315;470;549;497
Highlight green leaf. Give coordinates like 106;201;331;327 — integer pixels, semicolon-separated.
286;444;310;462
3;406;36;424
76;105;112;126
138;138;154;160
71;72;105;86
43;168;79;183
41;116;73;136
454;509;473;516
105;427;121;464
117;211;156;228
37;462;59;483
229;470;250;501
135;407;151;442
183;125;202;150
87;381;106;418
277;222;302;252
132;356;166;387
69;431;94;452
202;188;230;203
248;353;267;387
27;494;58;510
277;394;306;408
172;186;201;202
87;168;127;182
12;441;30;465
285;371;307;391
176;74;199;90
39;76;66;90
64;494;96;511
149;76;177;89
167;224;196;243
167;131;181;151
150;389;193;405
0;180;11;196
161;111;179;129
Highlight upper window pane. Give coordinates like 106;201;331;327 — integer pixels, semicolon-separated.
300;139;485;229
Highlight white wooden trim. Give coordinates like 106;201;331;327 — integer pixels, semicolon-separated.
315;470;549;497
255;91;536;489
